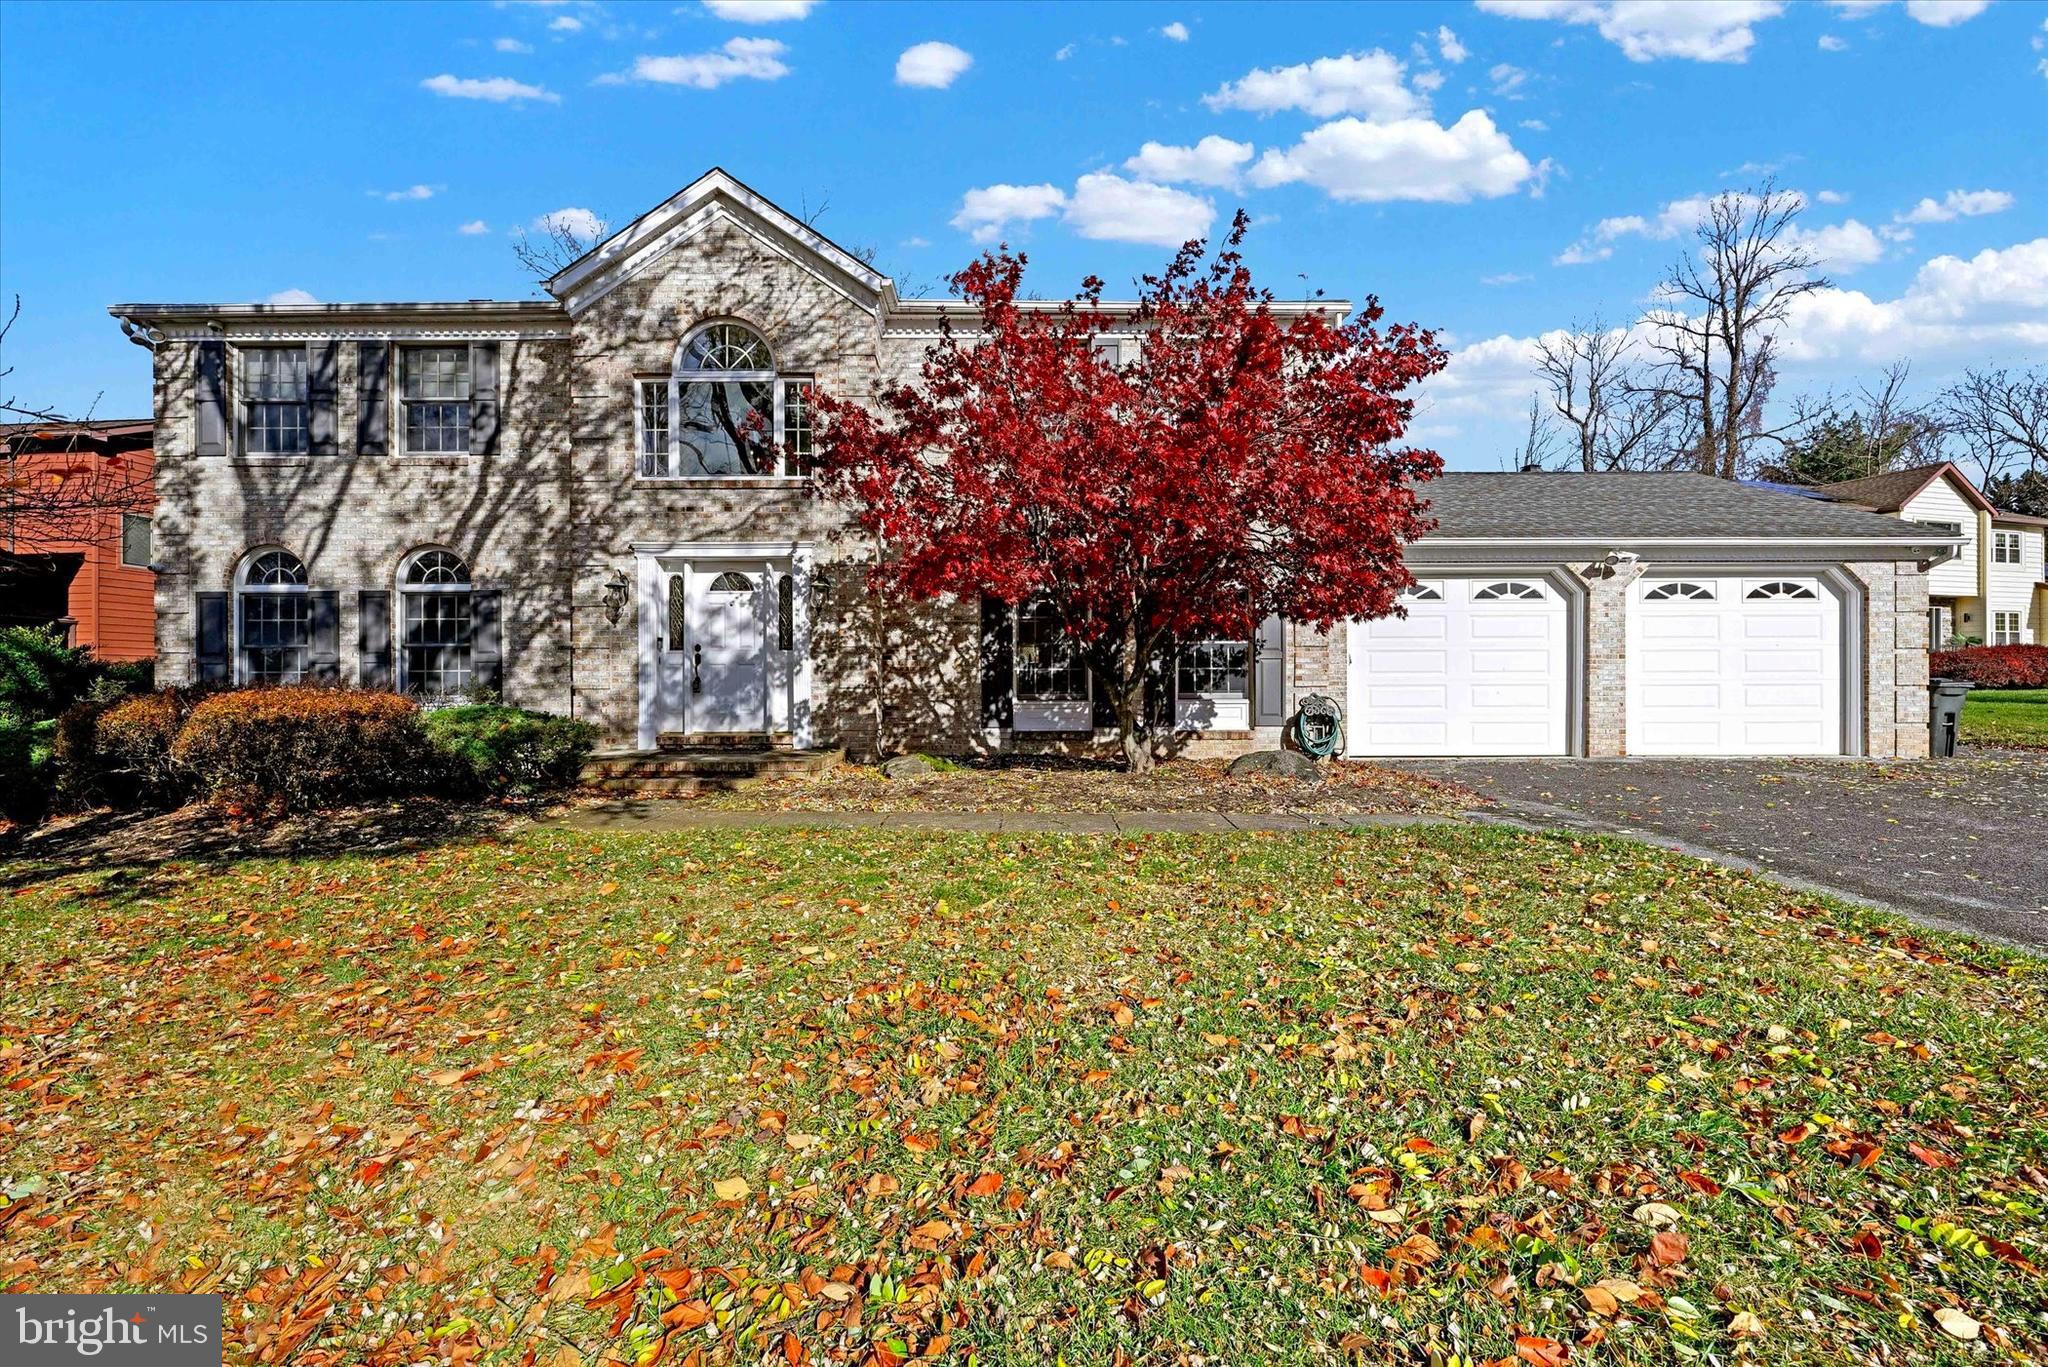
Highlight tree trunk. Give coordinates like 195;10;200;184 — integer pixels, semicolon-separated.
1106;619;1153;773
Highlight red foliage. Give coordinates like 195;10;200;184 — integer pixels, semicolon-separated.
808;211;1446;765
1930;644;2048;689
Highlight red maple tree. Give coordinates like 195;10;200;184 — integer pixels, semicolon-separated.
809;212;1447;770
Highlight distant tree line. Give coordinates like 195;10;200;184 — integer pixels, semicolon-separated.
1515;183;2048;516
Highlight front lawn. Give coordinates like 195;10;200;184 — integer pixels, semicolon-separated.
1963;687;2048;749
4;826;2044;1365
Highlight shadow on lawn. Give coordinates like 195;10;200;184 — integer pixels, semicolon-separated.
0;799;525;894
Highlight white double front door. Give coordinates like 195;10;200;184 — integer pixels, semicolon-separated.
640;551;809;745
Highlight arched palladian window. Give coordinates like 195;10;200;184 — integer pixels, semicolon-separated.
399;549;475;696
236;548;311;683
635;321;814;479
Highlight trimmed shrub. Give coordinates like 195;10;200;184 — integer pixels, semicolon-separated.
1930;644;2048;690
170;687;427;811
422;704;597;797
59;690;199;809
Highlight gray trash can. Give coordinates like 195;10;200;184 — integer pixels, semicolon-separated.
1929;677;1974;758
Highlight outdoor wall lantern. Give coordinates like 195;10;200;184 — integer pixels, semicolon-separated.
600;570;630;627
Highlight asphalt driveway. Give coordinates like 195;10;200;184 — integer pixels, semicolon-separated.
1395;748;2048;950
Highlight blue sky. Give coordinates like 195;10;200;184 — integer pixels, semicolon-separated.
3;0;2044;469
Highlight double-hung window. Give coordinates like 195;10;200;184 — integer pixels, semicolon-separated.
1014;600;1088;703
1177;640;1249;699
240;347;308;455
1993;531;2023;565
237;548;311;684
399;549;475;696
119;514;153;569
1991;611;2022;646
401;346;472;455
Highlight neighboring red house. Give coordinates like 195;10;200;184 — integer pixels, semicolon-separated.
1;418;156;660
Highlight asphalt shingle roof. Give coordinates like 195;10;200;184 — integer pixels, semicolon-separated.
1416;471;1946;542
1814;464;1959;514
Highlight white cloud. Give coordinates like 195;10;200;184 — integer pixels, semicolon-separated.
702;0;819;20
1475;1;1786;64
1816;189;1849;204
1413;69;1447;93
1481;272;1531;285
1437;25;1469;62
1489;62;1529;95
950;183;1067;243
1203;50;1425;120
1123;135;1255;188
264;289;319;306
1903;0;1990;26
1161;21;1190;41
1896;188;2015;223
1818;33;1848;50
494;37;533;53
1520;118;1549;131
896;41;973;88
549;14;583;31
622;38;790;88
1784;218;1887;272
1249;111;1538;204
534;207;604;240
1829;0;1991;22
1054;42;1076;60
901;235;931;248
458;220;490;235
1779;238;2048;363
420;74;560;103
1063;173;1215;246
372;184;441;202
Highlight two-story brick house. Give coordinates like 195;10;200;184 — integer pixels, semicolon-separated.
113;169;1953;761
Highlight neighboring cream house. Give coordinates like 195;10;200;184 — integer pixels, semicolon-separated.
110;169;1950;761
1821;464;2048;647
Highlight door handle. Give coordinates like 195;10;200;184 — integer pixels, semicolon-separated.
691;643;703;694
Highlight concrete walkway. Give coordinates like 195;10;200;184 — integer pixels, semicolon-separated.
556;802;1459;835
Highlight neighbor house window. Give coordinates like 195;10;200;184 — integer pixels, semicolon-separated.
1993;531;2023;565
1177;639;1249;698
239;347;308;455
658;322;784;478
1014;600;1088;702
636;379;672;475
400;346;472;455
399;549;475;696
119;514;152;569
237;548;311;684
1992;611;2022;645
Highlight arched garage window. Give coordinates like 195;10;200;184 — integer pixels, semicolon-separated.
1644;581;1715;602
399;549;475;697
236;548;311;684
1474;581;1546;602
1746;580;1818;601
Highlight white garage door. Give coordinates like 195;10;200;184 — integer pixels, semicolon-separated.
1346;577;1569;757
1627;575;1843;756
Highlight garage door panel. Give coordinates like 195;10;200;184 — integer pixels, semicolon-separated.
1628;575;1841;756
1642;615;1720;641
1348;577;1568;757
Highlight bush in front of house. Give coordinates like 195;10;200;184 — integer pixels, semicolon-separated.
421;703;598;797
58;689;203;810
0;626;100;722
1931;644;2048;690
0;711;53;827
170;687;427;811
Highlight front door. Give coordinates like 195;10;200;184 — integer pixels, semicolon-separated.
682;562;767;734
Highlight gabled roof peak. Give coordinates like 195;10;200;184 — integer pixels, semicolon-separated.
544;168;889;314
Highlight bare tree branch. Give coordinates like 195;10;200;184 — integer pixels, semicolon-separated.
1939;366;2048;489
1532;318;1680;471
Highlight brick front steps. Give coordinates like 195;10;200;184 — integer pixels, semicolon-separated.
579;746;842;796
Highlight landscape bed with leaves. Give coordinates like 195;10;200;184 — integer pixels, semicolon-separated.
3;825;2045;1365
682;758;1475;817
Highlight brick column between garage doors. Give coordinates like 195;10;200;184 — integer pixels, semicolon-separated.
1852;560;1931;760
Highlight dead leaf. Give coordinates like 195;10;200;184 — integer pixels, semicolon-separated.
1933;1307;1980;1341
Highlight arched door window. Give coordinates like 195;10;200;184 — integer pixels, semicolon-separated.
399;549;475;696
236;548;311;684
